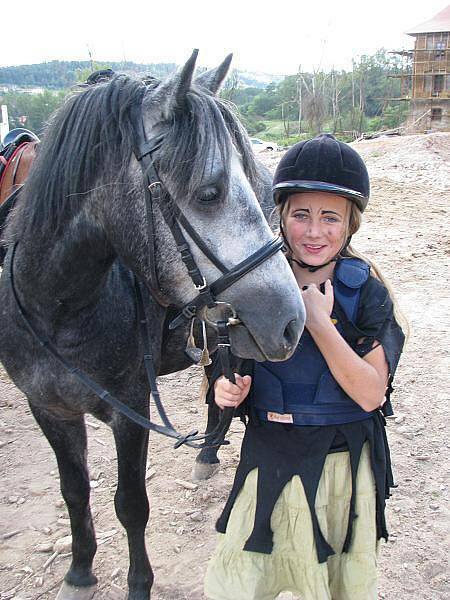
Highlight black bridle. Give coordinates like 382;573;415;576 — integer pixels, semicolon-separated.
130;106;283;446
131;111;283;330
7;106;283;449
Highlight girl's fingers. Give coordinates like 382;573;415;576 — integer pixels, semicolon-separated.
223;383;242;397
215;374;252;409
216;399;240;409
219;375;252;394
215;377;240;396
219;391;242;402
235;374;252;390
325;279;334;314
216;395;244;408
234;374;245;390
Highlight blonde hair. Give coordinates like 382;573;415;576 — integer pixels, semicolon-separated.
279;198;408;335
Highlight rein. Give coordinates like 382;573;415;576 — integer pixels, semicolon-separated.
6;100;284;450
7;242;228;449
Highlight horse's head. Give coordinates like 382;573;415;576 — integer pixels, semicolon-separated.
120;50;304;361
13;51;304;362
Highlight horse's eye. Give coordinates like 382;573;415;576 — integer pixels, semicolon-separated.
197;186;219;203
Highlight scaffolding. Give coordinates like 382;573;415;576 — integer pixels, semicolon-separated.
388;39;450;102
383;8;450;131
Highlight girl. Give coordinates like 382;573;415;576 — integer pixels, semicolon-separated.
204;134;405;600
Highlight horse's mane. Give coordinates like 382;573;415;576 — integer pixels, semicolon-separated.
155;89;259;201
9;74;258;241
11;76;145;239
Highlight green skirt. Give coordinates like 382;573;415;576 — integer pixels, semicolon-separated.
204;443;379;600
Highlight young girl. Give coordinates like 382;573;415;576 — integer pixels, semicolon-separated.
204;134;405;600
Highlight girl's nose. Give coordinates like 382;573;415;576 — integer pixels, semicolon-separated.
306;220;321;237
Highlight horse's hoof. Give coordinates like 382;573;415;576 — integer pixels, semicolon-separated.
56;581;98;600
191;462;220;481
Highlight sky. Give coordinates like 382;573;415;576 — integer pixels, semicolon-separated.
2;0;448;75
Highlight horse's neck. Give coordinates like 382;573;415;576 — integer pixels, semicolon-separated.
15;224;116;321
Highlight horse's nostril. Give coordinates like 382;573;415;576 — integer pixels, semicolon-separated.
283;319;298;353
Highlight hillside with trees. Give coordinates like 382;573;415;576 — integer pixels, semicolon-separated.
0;60;178;89
1;51;409;140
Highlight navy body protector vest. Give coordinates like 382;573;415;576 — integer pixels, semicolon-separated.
250;258;374;426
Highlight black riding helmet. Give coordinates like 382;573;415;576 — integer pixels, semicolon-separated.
273;133;369;212
273;134;370;272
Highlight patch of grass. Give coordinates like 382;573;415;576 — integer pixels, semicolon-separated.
258;120;285;137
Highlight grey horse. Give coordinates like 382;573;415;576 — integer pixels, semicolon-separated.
0;51;304;600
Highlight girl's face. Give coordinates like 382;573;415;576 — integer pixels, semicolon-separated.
283;192;349;267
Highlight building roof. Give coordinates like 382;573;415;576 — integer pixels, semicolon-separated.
405;5;450;35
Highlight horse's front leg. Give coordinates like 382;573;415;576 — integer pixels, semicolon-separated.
29;405;98;600
192;400;221;481
112;413;153;600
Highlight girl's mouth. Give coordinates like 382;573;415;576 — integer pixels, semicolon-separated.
303;244;326;255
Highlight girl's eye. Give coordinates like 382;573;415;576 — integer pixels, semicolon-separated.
324;216;338;223
293;213;308;220
198;187;219;203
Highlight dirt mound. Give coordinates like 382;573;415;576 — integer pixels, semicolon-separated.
259;131;450;190
352;132;450;189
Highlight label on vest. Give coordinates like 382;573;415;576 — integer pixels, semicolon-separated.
267;411;293;424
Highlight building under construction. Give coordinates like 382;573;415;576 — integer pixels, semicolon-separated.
392;6;450;132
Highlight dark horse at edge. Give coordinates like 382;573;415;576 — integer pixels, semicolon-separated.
0;52;304;599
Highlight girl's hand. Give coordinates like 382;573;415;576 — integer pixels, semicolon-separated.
214;374;252;410
301;279;334;329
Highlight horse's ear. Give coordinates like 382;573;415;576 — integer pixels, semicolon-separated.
195;54;233;94
148;49;199;119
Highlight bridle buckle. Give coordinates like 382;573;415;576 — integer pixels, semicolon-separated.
201;301;241;328
194;277;207;291
148;181;162;191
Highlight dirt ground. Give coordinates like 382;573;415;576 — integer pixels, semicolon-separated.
0;132;449;600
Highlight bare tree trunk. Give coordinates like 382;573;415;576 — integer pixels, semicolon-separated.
297;65;302;135
351;62;356;109
358;68;365;135
87;46;94;72
331;70;337;133
282;102;291;137
221;70;239;103
351;65;356;133
311;75;317;132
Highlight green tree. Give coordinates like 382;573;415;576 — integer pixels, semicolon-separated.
1;89;67;133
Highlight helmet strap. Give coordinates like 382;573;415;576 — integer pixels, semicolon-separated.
287;255;337;273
